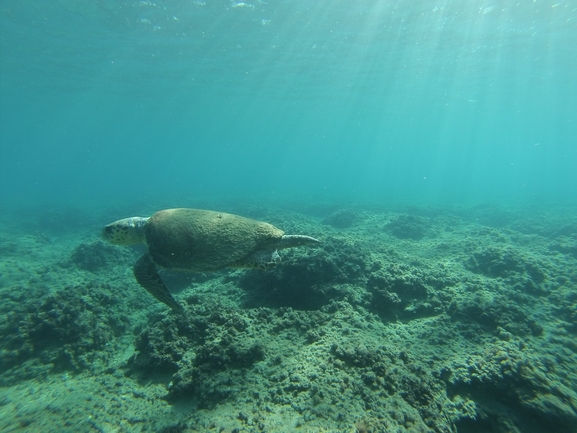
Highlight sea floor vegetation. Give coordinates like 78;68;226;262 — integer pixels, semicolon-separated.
0;199;576;433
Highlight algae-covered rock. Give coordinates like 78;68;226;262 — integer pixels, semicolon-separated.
466;246;525;278
385;214;432;240
0;283;128;384
321;209;359;228
126;301;268;406
467;244;548;284
2;202;576;433
447;291;543;337
366;262;455;320
444;341;577;433
549;234;577;259
70;239;135;272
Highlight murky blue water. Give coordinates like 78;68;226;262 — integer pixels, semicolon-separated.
1;0;576;207
1;3;577;432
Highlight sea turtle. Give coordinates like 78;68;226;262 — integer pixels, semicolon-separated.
102;208;320;312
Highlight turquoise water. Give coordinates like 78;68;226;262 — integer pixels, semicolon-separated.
1;0;575;207
1;2;577;432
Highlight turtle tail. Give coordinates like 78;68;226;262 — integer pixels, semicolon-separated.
133;253;184;313
278;234;321;249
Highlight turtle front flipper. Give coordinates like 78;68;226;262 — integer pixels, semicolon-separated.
134;253;184;313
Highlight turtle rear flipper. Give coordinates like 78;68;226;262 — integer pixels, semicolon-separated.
233;249;281;270
134;253;184;313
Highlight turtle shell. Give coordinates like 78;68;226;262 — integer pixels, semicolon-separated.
144;208;284;272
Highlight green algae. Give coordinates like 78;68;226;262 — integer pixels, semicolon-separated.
0;202;575;432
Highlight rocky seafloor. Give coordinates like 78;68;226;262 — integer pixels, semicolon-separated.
0;200;576;433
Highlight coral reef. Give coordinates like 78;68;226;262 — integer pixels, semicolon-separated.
70;239;135;272
0;283;129;384
321;208;359;228
0;202;575;432
385;214;432;240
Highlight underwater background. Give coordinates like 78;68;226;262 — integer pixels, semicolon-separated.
1;1;576;432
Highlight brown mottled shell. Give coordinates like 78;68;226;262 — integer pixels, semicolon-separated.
144;208;284;272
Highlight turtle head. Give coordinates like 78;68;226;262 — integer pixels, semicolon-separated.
102;217;149;246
